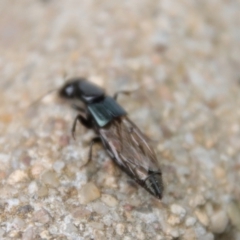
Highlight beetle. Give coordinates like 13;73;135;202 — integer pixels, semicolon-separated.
59;78;163;199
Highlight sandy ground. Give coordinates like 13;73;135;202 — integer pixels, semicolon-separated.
0;0;240;239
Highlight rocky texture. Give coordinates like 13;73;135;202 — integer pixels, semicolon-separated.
0;0;240;239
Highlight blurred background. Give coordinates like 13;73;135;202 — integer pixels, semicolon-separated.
0;0;240;239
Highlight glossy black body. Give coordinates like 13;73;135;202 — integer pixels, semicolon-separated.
59;79;127;127
59;78;163;199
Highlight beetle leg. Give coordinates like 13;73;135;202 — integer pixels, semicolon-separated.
88;137;101;163
81;137;101;168
71;114;92;140
113;90;134;101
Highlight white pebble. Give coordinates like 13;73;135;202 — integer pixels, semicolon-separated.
210;210;228;234
28;181;38;194
6;198;20;210
185;217;197;227
116;223;125;236
170;204;186;219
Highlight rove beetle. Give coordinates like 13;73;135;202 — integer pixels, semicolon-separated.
59;78;164;199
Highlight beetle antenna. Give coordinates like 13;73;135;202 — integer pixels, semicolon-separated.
29;88;58;109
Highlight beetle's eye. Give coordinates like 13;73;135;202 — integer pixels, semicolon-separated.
65;85;74;97
59;83;76;99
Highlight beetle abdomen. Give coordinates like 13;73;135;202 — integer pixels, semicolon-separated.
143;172;163;199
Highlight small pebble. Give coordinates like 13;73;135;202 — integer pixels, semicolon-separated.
53;161;65;173
39;230;50;239
30;164;45;178
101;194;118;207
78;182;101;204
7;170;28;185
185;217;197;227
33;208;51;224
168;215;181;226
209;210;228;234
116;223;125;236
195;209;209;226
104;176;118;188
91;202;109;215
102;214;113;226
72;206;91;219
41;170;59;187
28;181;38;194
190;195;206;207
194;224;207;238
7;198;20;210
38;185;48;197
65;223;78;234
170;204;186;219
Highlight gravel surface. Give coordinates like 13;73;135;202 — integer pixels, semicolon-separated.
0;0;240;239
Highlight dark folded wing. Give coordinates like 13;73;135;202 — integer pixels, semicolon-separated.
99;117;162;181
88;97;127;127
99;116;163;198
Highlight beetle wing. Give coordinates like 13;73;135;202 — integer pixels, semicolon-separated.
98;117;163;198
88;97;127;127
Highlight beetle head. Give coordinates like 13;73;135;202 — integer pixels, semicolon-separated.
59;78;105;103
